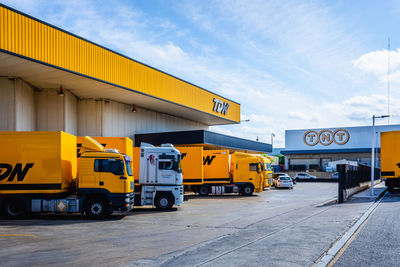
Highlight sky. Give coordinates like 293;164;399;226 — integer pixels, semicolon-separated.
3;0;400;148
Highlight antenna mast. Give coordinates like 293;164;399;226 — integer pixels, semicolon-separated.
388;37;391;124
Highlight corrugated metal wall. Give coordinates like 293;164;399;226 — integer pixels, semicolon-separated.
0;5;240;123
77;99;103;136
65;91;77;135
0;78;16;130
35;89;65;131
102;101;207;138
15;79;35;130
0;77;35;131
0;76;203;136
35;88;78;134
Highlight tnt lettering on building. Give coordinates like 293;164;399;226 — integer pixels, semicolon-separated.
304;129;350;146
213;98;229;115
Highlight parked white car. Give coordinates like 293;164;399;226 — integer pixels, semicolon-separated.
294;172;317;180
275;175;294;189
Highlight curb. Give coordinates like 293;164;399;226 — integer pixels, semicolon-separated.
315;190;388;267
375;188;388;201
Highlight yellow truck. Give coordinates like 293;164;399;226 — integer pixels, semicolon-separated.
381;131;400;192
181;148;264;196
0;132;134;219
78;138;184;210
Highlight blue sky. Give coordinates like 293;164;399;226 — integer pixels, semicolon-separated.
3;0;400;147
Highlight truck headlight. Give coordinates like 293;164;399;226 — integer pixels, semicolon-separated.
125;198;131;203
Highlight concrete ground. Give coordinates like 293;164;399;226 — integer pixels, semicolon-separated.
333;191;400;267
0;183;377;267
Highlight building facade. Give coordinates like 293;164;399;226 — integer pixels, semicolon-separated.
282;124;400;171
0;4;271;153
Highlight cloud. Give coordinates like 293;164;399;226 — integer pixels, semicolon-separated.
353;48;400;77
3;0;399;149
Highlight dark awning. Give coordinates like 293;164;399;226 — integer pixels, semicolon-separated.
135;130;272;153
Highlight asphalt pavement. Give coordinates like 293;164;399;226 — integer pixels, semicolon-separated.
0;183;378;267
333;191;400;267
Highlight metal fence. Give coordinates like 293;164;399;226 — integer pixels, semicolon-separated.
337;164;380;203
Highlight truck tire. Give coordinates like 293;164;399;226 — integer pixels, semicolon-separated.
4;198;27;219
199;185;209;196
85;198;108;219
155;194;173;210
388;186;395;193
241;184;254;196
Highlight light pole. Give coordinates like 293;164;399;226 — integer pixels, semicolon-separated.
371;114;390;196
271;133;275;148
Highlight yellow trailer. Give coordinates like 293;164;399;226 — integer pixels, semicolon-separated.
0;132;134;219
177;146;204;187
381;131;400;192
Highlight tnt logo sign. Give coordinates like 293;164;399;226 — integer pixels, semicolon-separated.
0;163;34;181
303;129;350;146
213;98;229;115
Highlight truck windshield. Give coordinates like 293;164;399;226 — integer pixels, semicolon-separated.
265;163;272;171
124;155;133;176
174;155;182;173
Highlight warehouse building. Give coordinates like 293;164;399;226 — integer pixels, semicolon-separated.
282;124;400;171
0;4;271;153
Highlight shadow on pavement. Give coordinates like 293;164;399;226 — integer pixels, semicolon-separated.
0;207;179;225
186;194;259;200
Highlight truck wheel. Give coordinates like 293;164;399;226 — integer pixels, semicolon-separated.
85;198;108;219
241;184;254;196
4;198;27;219
155;194;173;210
198;185;209;196
388;186;395;193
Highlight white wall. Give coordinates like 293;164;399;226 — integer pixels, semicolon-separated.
0;78;16;131
35;88;78;134
101;100;207;138
0;77;207;137
0;77;35;131
65;91;78;135
77;99;103;136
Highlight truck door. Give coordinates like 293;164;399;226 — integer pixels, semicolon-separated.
94;158;126;192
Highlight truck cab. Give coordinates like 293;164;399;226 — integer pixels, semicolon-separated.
78;137;135;218
231;152;264;196
254;155;273;188
137;143;184;210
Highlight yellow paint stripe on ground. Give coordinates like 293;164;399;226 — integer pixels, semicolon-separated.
0;234;36;237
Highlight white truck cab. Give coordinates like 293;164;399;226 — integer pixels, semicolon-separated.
138;143;184;210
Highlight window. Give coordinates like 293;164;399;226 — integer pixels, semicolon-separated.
94;159;124;175
249;163;259;172
159;161;174;170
